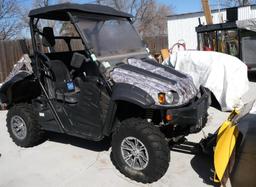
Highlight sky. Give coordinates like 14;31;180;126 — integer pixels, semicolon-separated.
15;0;232;39
165;0;221;14
20;0;225;15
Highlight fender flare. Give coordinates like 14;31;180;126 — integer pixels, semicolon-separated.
103;83;155;136
0;72;40;105
111;83;155;108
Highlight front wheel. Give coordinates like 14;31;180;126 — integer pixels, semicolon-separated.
6;103;45;147
111;118;170;183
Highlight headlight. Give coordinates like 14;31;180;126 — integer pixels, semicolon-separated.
158;91;179;105
165;91;174;104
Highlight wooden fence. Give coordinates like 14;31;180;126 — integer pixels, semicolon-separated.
0;39;83;83
0;40;32;83
0;36;168;83
143;35;168;54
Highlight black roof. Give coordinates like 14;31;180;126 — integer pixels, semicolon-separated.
29;3;132;20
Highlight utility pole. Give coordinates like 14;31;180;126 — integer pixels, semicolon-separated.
201;0;213;25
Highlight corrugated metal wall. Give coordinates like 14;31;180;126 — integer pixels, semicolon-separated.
251;6;256;18
238;6;251;20
168;5;256;50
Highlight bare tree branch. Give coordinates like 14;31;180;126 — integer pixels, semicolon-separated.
96;0;172;36
0;0;24;40
224;0;256;6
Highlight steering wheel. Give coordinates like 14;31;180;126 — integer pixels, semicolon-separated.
36;51;50;61
36;51;50;67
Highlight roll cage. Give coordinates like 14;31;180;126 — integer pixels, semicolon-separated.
28;3;133;79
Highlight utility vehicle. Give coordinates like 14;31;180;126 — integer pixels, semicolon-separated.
0;3;210;183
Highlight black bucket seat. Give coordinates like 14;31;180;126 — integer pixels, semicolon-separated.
42;27;79;104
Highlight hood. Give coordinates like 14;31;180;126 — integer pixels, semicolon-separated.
110;58;198;106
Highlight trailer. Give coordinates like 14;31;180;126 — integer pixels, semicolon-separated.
196;18;256;72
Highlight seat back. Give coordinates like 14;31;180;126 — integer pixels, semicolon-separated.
45;60;78;103
48;60;71;92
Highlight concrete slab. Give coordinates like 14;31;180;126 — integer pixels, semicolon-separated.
0;82;254;187
0;107;227;187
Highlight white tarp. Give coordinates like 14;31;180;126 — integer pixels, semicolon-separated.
251;102;256;114
236;18;256;32
240;82;256;114
164;51;249;111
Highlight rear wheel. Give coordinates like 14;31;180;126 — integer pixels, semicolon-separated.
6;103;45;147
111;118;170;183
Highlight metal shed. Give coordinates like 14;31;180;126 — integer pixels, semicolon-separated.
167;5;256;50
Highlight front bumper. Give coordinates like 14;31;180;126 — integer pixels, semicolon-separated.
166;87;211;133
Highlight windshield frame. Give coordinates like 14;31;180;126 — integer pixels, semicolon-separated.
71;12;147;59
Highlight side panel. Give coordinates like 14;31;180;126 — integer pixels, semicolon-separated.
64;77;111;140
32;99;63;133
